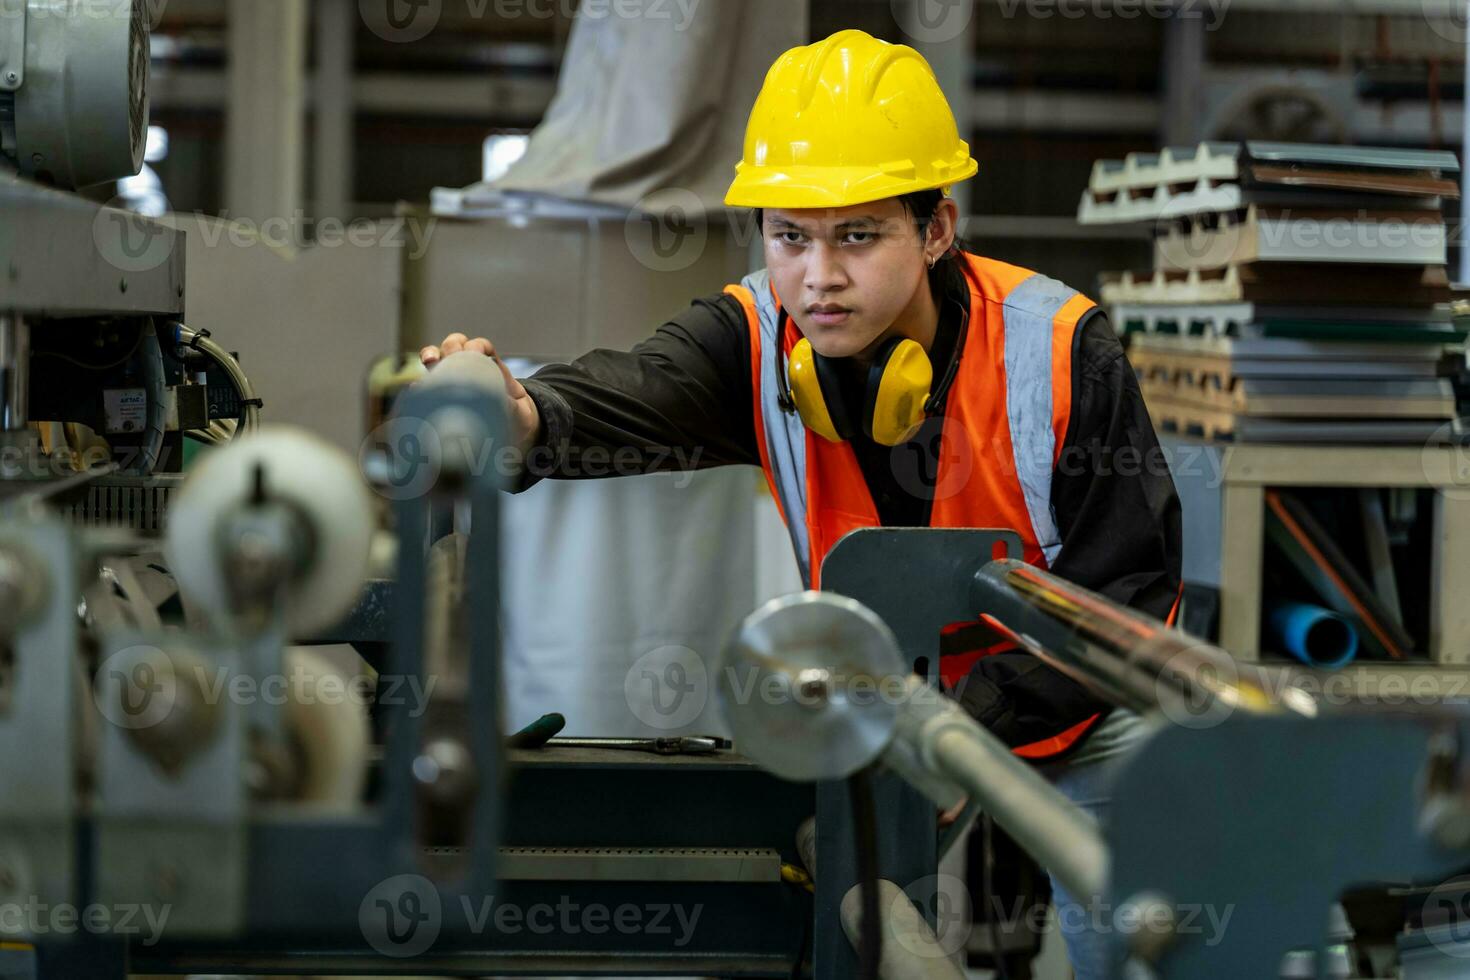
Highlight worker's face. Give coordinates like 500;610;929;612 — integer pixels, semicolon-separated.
763;197;955;360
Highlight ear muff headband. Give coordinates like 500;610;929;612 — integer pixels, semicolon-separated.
814;348;860;441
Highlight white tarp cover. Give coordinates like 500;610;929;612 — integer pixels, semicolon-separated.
500;468;802;738
447;0;805;216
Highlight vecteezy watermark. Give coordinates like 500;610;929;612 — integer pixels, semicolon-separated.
360;874;443;958
1055;440;1228;488
459;893;703;946
625;189;710;273
1423;875;1470;958
1153;208;1243;274
93;645;182;732
0;0;168;26
93;645;436;733
893;0;976;44
1156;207;1445;273
992;0;1230;30
1147;658;1470;732
360;0;443;43
625;645;708;730
894;0;1236;41
361;415;445;502
91;199;437;275
895;874;972;957
492;0;703;30
93;196;179;275
0;898;172;947
359;419;707;502
0;440;116;482
628;647;949;733
361;0;703;43
887;417;978;504
886;879;1234;959
187;211;437;261
986;895;1234;946
1152;645;1244;731
883;429;1230;506
1422;0;1470;45
1425;422;1470;503
358;874;705;958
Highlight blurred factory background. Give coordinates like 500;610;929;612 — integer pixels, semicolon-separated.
10;1;1470;978
91;0;1470;443
132;1;1470;273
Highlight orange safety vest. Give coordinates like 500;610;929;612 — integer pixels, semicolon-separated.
725;252;1104;759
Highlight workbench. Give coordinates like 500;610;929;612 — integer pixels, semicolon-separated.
1167;439;1470;671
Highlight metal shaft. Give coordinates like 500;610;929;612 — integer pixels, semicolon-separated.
0;313;29;430
924;720;1109;904
970;560;1310;720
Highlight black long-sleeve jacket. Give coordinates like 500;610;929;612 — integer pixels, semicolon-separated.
514;260;1183;754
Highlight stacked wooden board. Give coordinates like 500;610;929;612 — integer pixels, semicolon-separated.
1080;142;1466;443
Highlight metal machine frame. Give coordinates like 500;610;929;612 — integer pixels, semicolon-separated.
771;527;1470;979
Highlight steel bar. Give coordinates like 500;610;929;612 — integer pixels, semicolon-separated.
969;559;1315;721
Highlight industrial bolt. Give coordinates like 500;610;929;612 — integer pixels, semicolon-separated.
1118;891;1177;964
234;528;276;574
413;737;477;806
1418;730;1470;850
220;497;311;609
1421;794;1470;851
4;72;16;85
793;668;832;707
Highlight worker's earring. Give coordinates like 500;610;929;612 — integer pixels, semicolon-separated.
927;253;938;270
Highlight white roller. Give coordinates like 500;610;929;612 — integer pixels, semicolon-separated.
165;425;374;638
283;646;371;808
839;879;967;980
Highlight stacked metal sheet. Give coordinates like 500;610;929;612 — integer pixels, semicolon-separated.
1079;142;1465;443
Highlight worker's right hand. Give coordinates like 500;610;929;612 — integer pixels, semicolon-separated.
420;334;542;458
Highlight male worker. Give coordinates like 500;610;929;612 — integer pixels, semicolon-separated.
422;29;1182;978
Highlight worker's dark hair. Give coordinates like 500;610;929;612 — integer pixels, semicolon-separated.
896;190;971;297
753;189;970;279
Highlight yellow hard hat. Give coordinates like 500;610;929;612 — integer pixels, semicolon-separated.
725;29;979;210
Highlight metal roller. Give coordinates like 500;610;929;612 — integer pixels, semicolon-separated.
164;426;374;638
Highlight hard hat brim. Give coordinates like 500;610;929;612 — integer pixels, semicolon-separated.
723;160;978;211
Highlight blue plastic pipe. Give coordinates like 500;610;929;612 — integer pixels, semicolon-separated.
1268;602;1359;669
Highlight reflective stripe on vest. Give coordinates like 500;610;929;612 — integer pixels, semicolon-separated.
1003;274;1081;567
727;269;815;585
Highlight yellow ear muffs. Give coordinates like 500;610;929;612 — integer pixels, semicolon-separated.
864;337;934;446
786;337;844;443
787;336;935;446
